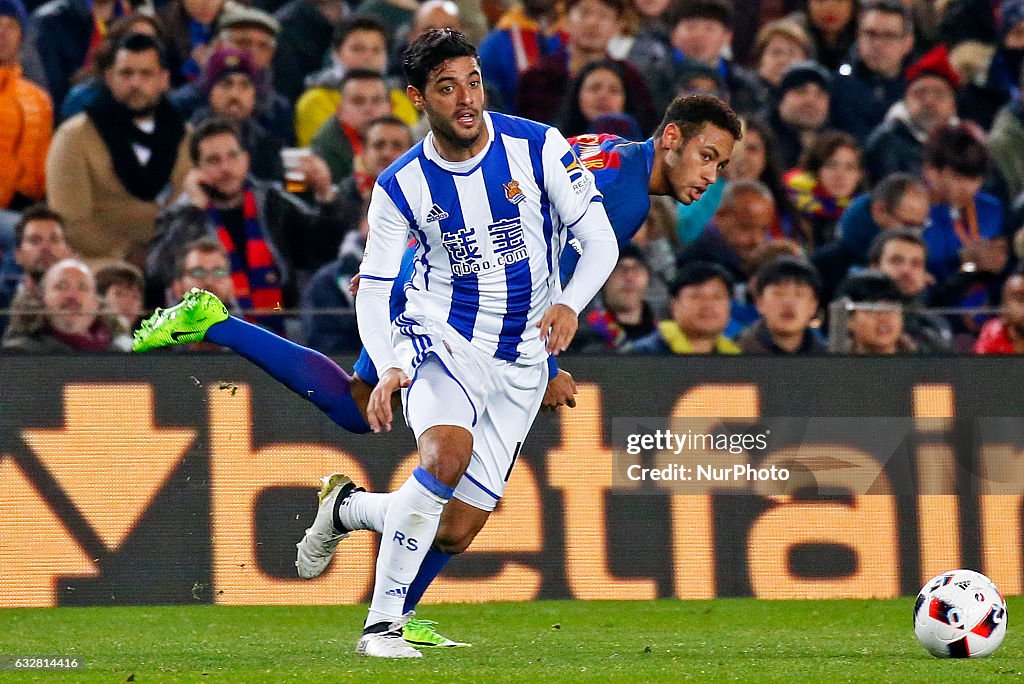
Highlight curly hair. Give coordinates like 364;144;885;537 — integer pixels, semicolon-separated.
653;94;742;142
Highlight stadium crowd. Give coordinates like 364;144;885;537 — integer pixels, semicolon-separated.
2;0;1024;355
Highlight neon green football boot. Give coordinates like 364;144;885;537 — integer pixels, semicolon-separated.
402;618;471;648
132;288;229;352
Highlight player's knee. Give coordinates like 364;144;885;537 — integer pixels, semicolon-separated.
418;427;473;488
417;452;465;489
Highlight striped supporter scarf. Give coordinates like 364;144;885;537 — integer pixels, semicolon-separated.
208;186;284;324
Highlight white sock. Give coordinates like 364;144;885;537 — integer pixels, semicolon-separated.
339;491;392;533
365;469;450;628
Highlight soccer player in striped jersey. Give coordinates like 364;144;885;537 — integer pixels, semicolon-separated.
132;78;740;653
343;95;744;405
346;28;619;657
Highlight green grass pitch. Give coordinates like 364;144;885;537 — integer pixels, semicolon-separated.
2;599;1021;682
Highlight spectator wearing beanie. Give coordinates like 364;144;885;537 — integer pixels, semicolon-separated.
201;45;258;105
190;46;284;182
863;44;959;184
170;6;294;147
768;60;832;169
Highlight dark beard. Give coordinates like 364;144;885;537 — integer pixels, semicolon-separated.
427;105;485;153
434;121;482;151
202;182;235;202
216;101;247;122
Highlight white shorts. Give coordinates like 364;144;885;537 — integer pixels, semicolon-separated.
392;313;548;512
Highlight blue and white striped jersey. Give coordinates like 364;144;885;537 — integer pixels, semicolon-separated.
361;111;603;365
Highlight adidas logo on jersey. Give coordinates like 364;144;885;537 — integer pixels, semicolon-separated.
426;204;449;222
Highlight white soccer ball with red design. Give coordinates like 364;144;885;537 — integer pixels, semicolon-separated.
913;569;1007;658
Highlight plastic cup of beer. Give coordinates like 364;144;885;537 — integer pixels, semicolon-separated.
281;147;312;193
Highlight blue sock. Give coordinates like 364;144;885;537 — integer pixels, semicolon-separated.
205;317;371;433
404;546;453;612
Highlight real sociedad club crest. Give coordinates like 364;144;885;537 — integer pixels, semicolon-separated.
504;180;526;205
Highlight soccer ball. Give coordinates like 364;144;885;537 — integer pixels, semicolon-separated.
913;569;1007;658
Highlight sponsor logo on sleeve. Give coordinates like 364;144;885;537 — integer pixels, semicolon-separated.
560;149;592;195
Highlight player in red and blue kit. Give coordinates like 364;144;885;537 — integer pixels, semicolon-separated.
560;97;740;281
559;133;659;282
